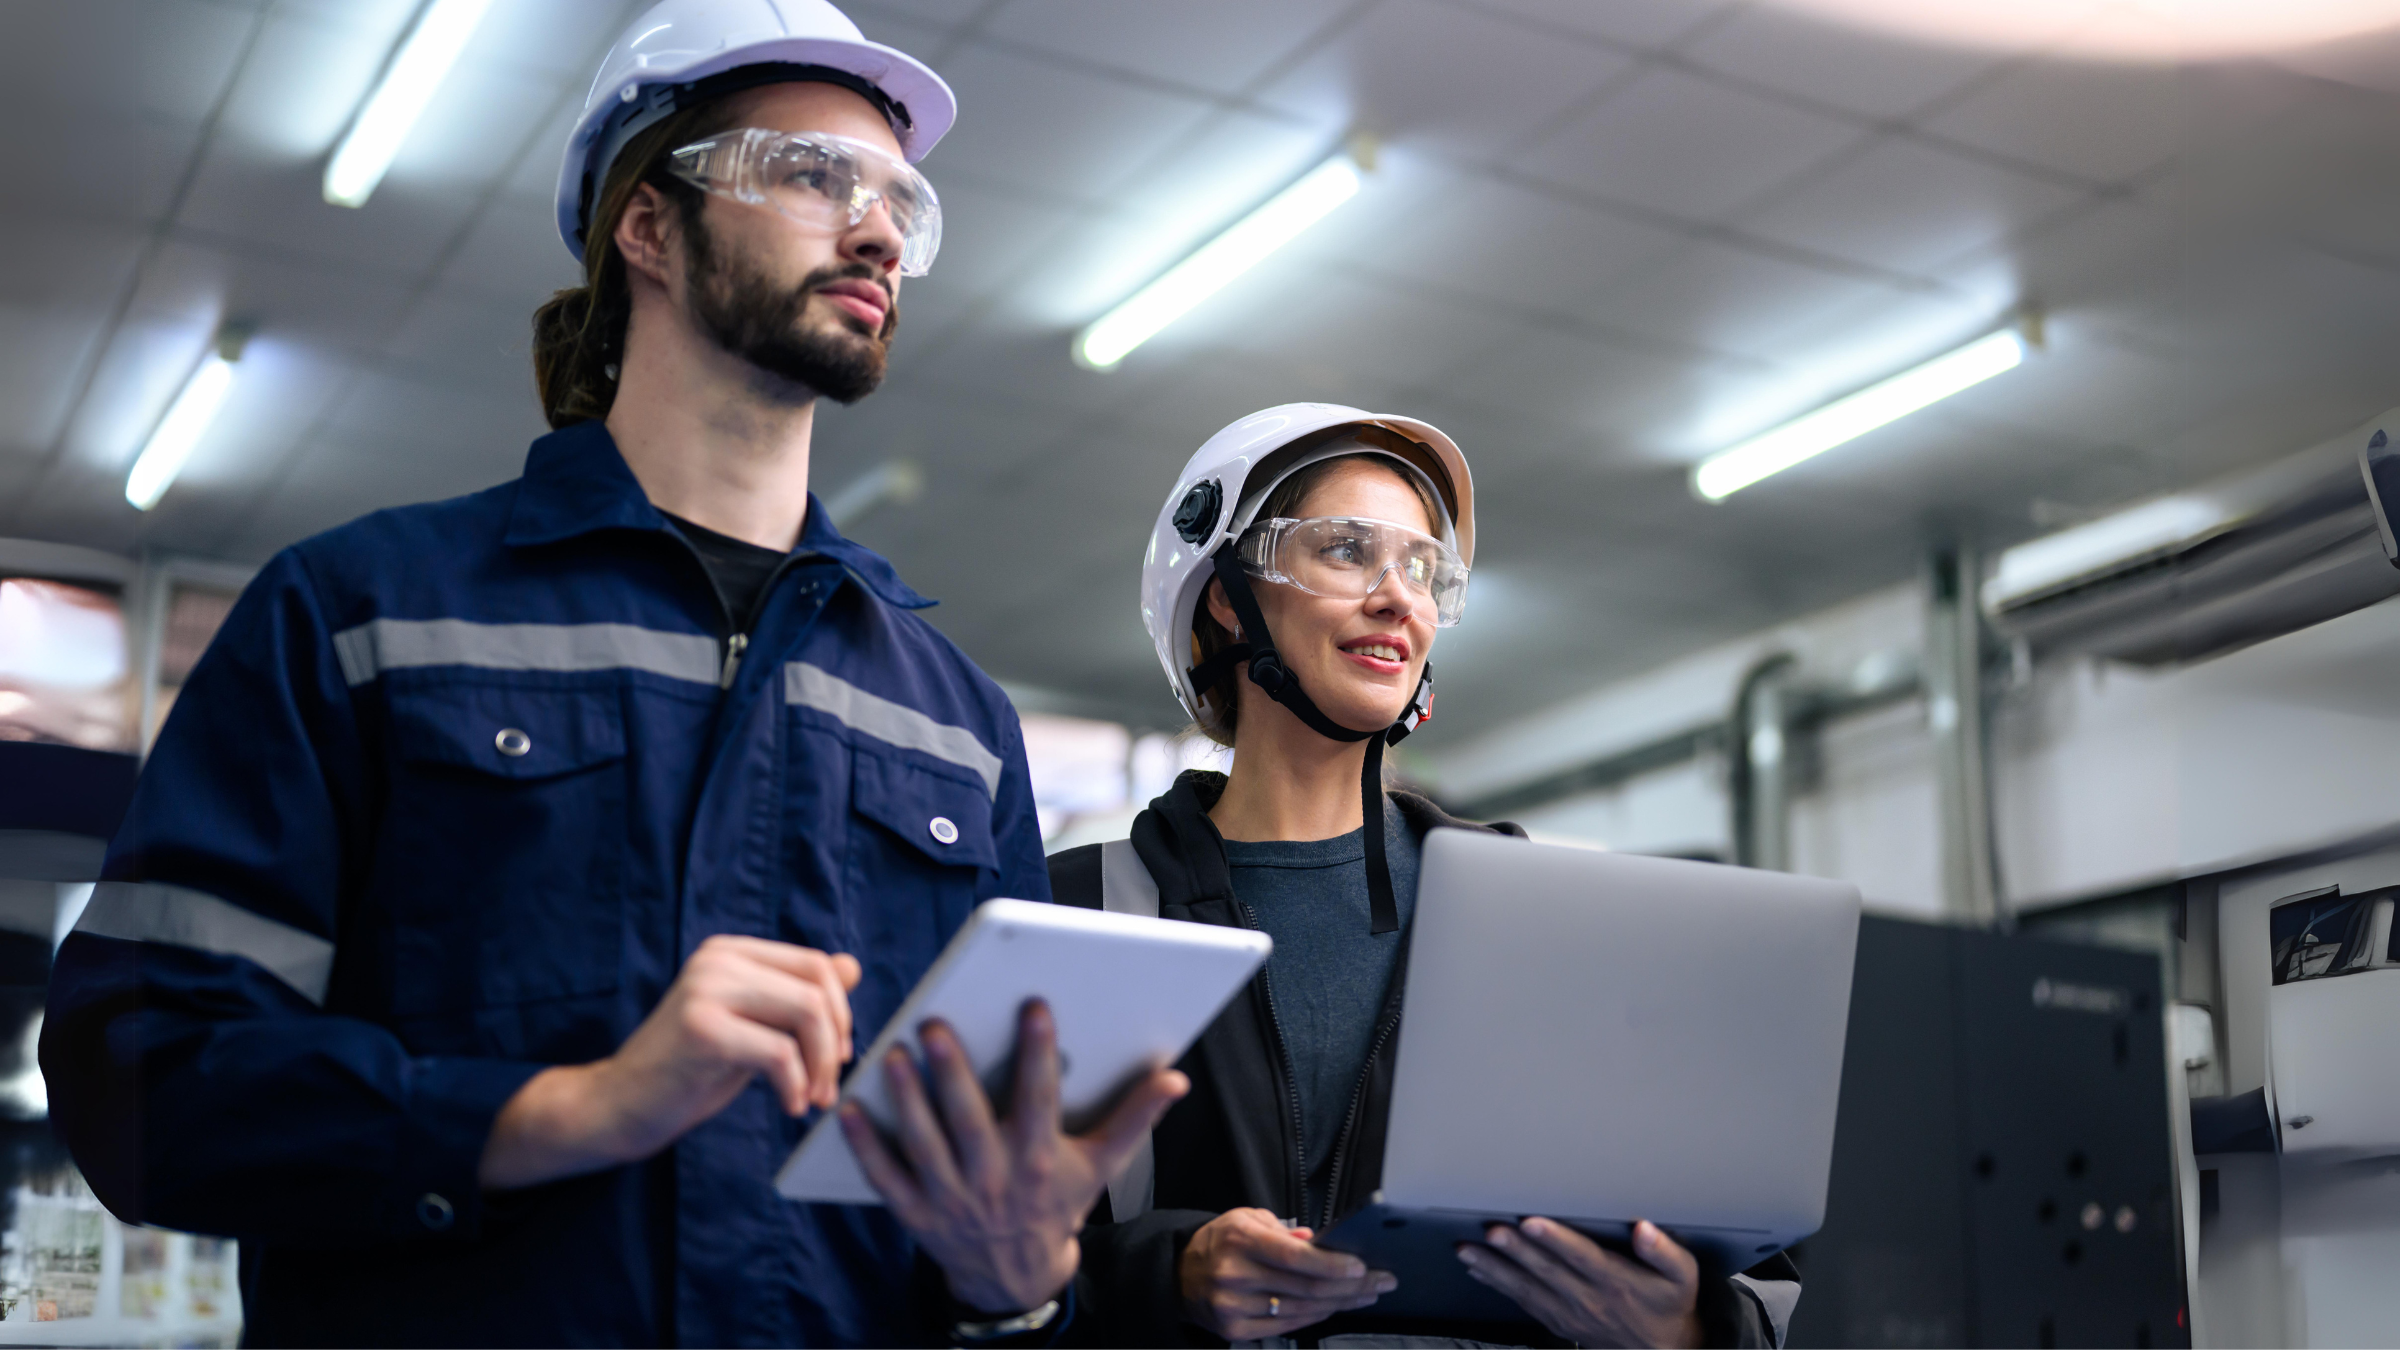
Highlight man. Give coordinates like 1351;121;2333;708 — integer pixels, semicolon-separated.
41;1;1176;1344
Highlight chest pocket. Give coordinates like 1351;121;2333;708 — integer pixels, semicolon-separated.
374;680;630;1017
841;747;996;1013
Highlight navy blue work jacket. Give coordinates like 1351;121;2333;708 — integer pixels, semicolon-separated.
41;422;1051;1347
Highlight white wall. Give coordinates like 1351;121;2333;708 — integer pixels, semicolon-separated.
1424;589;2400;917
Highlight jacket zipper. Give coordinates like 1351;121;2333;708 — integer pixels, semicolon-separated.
1319;998;1405;1231
1234;896;1310;1225
661;528;814;692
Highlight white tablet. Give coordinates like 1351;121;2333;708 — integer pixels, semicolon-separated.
775;897;1271;1205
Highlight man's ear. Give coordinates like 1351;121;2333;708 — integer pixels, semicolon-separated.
614;183;681;290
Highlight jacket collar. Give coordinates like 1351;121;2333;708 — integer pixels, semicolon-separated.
1130;769;1523;914
503;420;935;610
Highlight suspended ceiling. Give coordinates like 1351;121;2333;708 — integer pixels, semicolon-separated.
7;0;2400;743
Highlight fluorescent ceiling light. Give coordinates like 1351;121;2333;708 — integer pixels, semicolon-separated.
1693;328;2027;502
1982;495;2236;611
1763;0;2400;62
324;0;495;208
1074;150;1365;370
126;326;251;512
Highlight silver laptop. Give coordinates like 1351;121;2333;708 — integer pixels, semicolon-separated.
1317;828;1859;1321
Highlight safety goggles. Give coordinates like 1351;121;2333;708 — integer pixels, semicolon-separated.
1237;516;1470;627
667;128;943;276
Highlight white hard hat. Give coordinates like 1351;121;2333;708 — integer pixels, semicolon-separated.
1141;403;1476;728
555;0;958;261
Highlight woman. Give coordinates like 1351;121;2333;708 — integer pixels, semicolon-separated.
1049;405;1795;1347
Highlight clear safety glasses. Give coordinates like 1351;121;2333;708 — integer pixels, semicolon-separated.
667;127;943;276
1238;516;1470;627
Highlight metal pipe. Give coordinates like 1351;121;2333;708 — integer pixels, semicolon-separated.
1731;654;1800;870
1927;545;2002;925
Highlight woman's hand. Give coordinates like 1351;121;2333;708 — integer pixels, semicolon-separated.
1179;1207;1396;1339
1457;1217;1703;1349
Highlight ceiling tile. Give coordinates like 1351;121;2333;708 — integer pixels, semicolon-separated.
1681;4;2010;119
981;0;1357;99
500;102;585;208
0;217;145;454
837;0;997;39
379;290;547;400
922;43;1217;201
1257;0;1638;160
440;200;584;305
1524;64;1865;222
458;0;640;83
1287;160;1688;319
176;134;486;277
1740;135;2085;275
0;306;115;458
1581;238;1897;364
1439;327;1734;456
1922;59;2184;185
137;0;262;124
1130;259;1525;391
0;102;201;229
1450;0;1738;51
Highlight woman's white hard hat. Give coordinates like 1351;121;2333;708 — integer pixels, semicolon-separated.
1141;402;1475;728
555;0;957;262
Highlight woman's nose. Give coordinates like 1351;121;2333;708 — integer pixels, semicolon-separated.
1365;564;1419;620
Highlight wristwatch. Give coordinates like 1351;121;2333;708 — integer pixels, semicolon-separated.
951;1297;1061;1344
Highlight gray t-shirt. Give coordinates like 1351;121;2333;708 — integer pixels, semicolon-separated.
1220;797;1420;1225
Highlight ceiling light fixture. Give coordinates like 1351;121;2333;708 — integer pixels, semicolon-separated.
1692;325;2032;502
323;0;496;208
1074;141;1371;371
1762;0;2400;63
126;323;253;512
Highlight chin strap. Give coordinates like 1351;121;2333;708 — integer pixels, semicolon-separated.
1189;548;1434;935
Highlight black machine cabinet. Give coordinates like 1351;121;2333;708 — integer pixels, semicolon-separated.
1788;917;2187;1349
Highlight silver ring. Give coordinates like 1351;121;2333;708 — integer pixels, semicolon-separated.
1267;1295;1280;1319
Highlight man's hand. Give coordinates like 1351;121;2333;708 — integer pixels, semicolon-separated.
839;1000;1188;1316
480;935;862;1189
1458;1217;1703;1349
1178;1208;1395;1339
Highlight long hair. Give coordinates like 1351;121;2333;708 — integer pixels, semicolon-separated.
529;103;736;429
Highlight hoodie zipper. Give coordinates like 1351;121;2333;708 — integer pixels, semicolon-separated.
1233;896;1311;1225
1319;994;1406;1231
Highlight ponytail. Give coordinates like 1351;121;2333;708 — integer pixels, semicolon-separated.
530;102;729;429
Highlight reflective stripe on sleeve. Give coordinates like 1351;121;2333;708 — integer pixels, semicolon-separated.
784;662;1004;797
331;618;720;688
74;881;336;1006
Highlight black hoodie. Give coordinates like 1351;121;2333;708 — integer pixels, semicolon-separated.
1045;770;1791;1348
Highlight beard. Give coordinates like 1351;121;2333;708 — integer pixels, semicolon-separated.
682;209;898;404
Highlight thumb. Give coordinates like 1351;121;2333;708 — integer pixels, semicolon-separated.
1079;1067;1188;1173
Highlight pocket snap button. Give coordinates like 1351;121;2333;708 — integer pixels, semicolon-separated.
494;727;532;757
928;816;959;845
